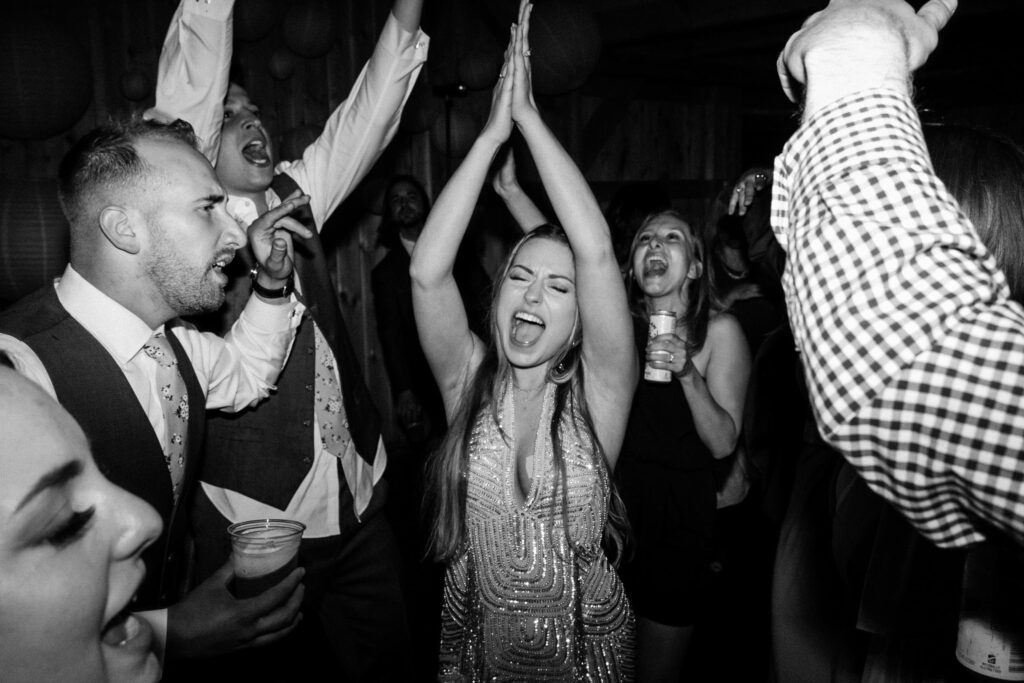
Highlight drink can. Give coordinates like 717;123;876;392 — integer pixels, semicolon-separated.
955;543;1024;681
644;310;676;383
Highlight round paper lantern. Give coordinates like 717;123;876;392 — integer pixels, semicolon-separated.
283;1;335;59
430;108;479;159
458;50;502;91
0;13;92;140
120;68;150;101
268;48;296;80
529;0;601;95
280;123;321;163
235;0;278;42
0;180;69;305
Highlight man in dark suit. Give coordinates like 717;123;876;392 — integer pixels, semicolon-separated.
0;117;310;669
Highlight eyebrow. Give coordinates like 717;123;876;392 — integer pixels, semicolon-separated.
17;460;82;512
197;194;226;206
510;264;575;284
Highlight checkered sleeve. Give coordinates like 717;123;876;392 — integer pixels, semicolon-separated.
772;89;1024;548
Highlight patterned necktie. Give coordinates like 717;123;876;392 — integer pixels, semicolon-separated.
312;324;373;516
142;331;188;502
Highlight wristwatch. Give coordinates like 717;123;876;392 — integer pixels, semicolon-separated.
249;264;294;299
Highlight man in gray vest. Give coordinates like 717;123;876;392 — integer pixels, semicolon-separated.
0;117;313;671
150;0;429;678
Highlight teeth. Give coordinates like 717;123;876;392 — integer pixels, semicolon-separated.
244;139;265;151
514;311;544;325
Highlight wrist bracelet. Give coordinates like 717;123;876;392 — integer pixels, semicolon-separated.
249;265;294;299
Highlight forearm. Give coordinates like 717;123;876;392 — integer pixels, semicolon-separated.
391;0;423;34
680;372;740;459
496;182;546;233
287;13;428;225
189;296;301;411
775;89;1024;546
411;134;503;287
516;112;632;369
146;0;233;163
515;114;610;263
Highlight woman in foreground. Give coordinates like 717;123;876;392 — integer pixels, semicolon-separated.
0;363;163;683
410;2;637;679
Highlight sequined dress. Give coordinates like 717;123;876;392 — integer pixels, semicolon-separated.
438;382;635;681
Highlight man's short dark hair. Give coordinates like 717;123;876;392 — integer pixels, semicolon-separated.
57;117;199;227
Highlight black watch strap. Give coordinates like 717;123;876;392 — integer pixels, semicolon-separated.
249;265;294;299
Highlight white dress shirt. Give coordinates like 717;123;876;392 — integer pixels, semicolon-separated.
0;265;300;654
151;0;429;533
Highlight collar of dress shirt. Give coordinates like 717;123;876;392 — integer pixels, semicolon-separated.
224;180;291;229
55;265;162;367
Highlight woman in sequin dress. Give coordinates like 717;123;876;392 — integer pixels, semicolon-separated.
410;3;637;680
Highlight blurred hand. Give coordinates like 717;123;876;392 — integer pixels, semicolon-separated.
248;190;313;285
166;560;305;659
395;389;425;430
727;168;772;217
777;0;956;116
491;147;522;199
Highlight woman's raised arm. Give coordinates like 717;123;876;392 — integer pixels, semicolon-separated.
410;33;516;415
508;2;637;464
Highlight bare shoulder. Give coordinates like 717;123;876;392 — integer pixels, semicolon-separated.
707;310;745;343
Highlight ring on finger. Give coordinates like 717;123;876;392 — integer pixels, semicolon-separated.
524;49;531;57
734;186;743;193
669;353;675;363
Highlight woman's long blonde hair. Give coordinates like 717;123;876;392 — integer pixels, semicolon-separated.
423;224;629;563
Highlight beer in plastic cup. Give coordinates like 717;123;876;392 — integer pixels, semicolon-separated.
228;519;305;598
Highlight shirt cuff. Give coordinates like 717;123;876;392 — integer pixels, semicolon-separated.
239;293;302;331
182;0;232;22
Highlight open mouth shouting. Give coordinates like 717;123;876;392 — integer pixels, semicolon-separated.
642;253;669;278
101;603;152;651
241;136;272;167
100;584;159;682
510;310;546;347
212;251;236;283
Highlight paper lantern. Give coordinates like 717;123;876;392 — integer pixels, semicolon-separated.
120;69;150;101
283;1;335;59
458;50;502;91
529;0;601;95
430;108;479;159
268;48;296;80
0;12;92;140
0;180;69;305
235;0;278;42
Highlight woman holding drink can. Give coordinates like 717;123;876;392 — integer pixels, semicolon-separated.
616;209;751;681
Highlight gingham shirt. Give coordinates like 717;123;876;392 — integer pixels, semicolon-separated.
771;89;1024;548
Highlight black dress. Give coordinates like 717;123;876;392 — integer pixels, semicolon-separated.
617;320;716;626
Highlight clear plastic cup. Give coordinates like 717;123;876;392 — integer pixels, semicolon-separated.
227;519;305;598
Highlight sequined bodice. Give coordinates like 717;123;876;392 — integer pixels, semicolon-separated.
438;383;634;682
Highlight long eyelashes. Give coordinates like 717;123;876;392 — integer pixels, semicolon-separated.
47;507;96;547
